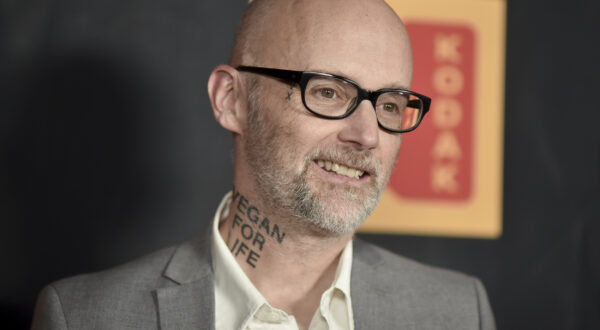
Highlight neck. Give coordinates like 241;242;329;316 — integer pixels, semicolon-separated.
218;188;353;328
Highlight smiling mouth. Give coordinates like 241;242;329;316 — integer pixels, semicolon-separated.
315;160;366;179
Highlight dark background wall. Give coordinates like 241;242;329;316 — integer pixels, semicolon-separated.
1;0;598;329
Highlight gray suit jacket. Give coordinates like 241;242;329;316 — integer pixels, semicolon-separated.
32;226;495;329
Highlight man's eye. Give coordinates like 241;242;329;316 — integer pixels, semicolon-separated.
382;103;397;112
318;88;336;99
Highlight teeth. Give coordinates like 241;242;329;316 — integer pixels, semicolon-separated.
316;160;364;179
347;168;356;178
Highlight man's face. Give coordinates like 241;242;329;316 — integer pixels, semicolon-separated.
244;82;398;235
239;0;411;236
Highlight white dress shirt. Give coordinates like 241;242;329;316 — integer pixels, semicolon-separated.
211;192;355;330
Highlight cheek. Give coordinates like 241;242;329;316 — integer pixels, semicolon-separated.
279;100;335;147
380;134;403;167
266;91;307;128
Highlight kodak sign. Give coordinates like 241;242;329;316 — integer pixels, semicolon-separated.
360;0;505;238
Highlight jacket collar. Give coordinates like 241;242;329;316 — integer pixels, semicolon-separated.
152;224;409;329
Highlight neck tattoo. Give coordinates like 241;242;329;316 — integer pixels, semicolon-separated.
227;189;287;268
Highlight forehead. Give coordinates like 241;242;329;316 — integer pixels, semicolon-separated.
262;0;413;90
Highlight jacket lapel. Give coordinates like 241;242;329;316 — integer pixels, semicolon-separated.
351;238;417;330
155;227;215;329
352;238;387;329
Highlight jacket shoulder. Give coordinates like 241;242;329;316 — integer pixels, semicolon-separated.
53;245;178;293
353;238;474;285
32;246;178;329
352;238;495;329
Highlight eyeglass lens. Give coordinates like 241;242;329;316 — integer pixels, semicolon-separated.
304;75;423;131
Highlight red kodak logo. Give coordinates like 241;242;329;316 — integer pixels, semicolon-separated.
390;23;475;201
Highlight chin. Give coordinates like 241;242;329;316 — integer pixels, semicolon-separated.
306;213;367;237
295;189;375;236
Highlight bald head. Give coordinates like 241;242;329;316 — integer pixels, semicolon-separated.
230;0;412;87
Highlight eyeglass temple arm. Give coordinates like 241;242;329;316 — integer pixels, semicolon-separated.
407;100;421;108
237;66;303;83
408;96;431;115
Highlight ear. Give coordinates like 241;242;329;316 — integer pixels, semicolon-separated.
207;64;247;134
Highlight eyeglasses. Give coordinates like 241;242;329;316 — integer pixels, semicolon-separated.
236;66;430;133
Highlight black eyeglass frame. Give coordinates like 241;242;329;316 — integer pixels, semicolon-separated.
236;65;431;133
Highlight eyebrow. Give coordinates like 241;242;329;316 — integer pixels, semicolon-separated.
307;67;411;91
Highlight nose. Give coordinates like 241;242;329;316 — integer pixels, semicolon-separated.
337;100;380;150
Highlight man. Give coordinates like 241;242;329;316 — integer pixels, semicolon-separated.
32;0;495;329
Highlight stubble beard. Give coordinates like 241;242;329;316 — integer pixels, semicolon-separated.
243;85;394;236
